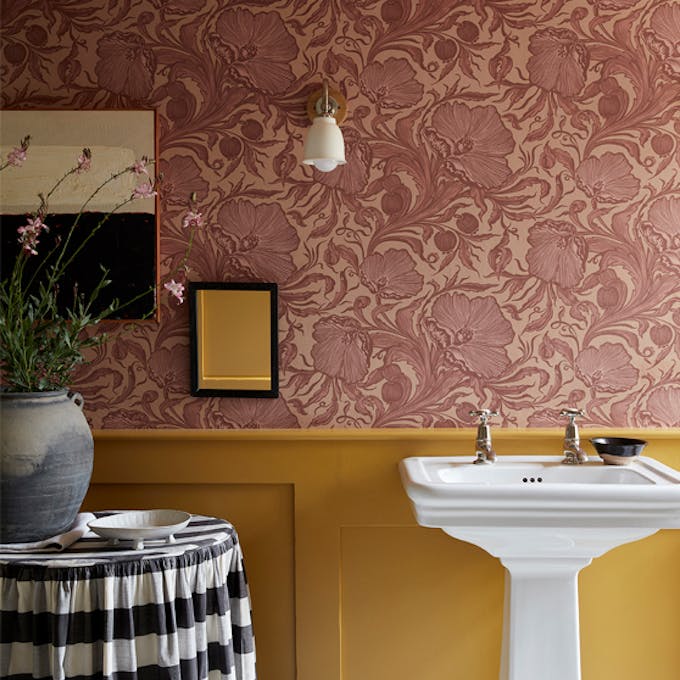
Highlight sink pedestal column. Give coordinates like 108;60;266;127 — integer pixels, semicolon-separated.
499;557;590;680
444;527;659;680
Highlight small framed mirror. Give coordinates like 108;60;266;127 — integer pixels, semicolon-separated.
189;282;278;398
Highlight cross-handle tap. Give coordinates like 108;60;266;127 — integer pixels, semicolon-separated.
470;409;499;464
560;408;588;464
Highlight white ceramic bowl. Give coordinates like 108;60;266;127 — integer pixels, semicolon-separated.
88;510;191;549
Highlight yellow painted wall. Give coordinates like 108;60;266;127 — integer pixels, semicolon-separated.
84;429;680;680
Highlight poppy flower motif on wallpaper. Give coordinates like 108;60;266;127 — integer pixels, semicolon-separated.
643;195;680;273
148;347;191;394
102;409;154;429
95;32;156;99
587;0;639;10
527;28;589;97
311;316;372;384
360;58;424;110
575;152;640;204
425;102;514;189
214;200;300;282
646;196;680;248
526;220;587;288
159;0;205;15
210;8;297;94
159;155;210;208
360;249;423;299
575;343;638;393
204;399;299;429
644;3;680;81
425;293;514;379
643;386;680;427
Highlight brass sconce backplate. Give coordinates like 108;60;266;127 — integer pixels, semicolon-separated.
306;86;348;124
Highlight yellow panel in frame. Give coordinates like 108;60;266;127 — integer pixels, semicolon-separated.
189;282;278;397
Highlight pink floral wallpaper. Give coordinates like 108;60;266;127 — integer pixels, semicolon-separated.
2;0;680;429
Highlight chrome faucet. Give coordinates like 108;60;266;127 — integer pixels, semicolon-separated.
470;409;498;464
560;408;588;464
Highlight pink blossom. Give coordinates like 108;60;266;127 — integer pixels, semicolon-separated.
164;279;184;304
182;210;204;229
76;149;91;174
575;343;638;392
526;220;587;287
360;249;423;299
132;158;149;175
527;28;589;97
7;146;27;167
311;316;372;383
17;216;48;256
425;293;514;378
425;102;514;189
576;152;640;203
132;182;157;199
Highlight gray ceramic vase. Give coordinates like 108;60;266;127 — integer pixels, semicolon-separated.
0;390;93;543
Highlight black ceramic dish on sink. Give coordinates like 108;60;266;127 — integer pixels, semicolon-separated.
590;437;647;465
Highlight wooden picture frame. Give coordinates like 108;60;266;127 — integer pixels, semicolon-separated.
189;282;279;398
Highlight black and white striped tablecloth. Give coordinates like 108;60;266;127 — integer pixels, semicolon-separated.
0;513;256;680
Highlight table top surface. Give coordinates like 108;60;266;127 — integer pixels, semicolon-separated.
0;513;238;575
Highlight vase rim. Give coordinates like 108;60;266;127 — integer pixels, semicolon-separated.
0;388;69;398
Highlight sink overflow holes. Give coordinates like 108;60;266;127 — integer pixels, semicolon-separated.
522;477;543;483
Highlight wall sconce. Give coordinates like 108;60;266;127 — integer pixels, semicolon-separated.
302;79;347;173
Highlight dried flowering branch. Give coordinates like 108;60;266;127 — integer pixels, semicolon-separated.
0;138;200;392
163;197;202;305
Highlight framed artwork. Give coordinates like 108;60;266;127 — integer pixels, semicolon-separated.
189;282;279;398
0;109;158;319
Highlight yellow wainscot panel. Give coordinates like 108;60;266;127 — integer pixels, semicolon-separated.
580;530;680;680
340;526;504;680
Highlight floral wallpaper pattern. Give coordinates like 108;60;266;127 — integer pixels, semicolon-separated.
2;0;680;429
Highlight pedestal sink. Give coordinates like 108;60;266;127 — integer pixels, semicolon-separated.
399;455;680;680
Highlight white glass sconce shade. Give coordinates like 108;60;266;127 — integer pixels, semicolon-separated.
302;115;346;173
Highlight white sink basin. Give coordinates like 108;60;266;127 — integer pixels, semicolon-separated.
402;455;680;529
400;455;680;680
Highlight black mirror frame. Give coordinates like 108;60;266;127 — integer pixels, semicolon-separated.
189;281;279;398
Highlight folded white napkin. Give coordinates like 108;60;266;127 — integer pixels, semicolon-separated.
0;512;96;552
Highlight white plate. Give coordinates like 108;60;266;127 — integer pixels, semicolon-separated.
88;510;191;549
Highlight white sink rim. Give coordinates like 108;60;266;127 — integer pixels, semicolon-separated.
400;455;680;528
